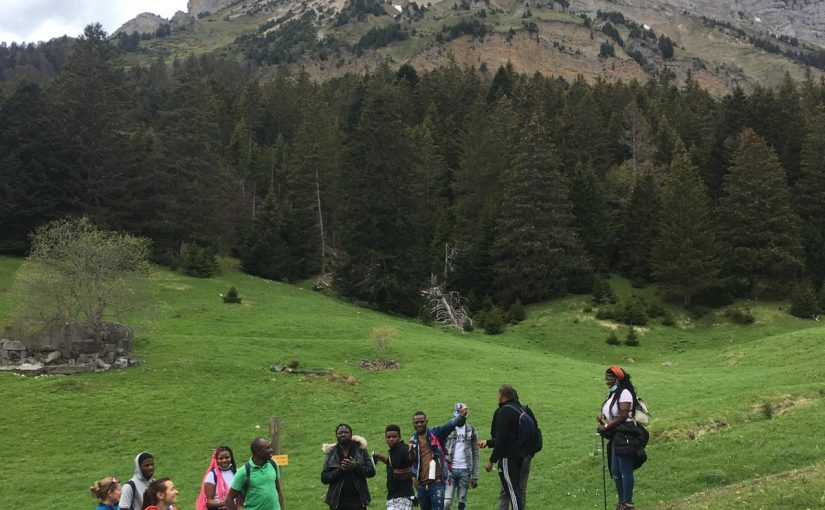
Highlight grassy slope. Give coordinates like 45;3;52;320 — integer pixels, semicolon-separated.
1;256;824;509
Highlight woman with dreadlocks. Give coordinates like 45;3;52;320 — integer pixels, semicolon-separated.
597;365;639;510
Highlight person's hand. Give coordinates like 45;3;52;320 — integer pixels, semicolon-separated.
341;458;356;470
373;453;387;464
478;440;487;448
597;413;606;423
470;478;478;489
597;424;607;434
485;462;493;473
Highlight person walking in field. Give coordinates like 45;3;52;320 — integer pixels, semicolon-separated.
90;476;122;510
120;452;155;510
444;403;480;510
196;446;238;510
373;424;415;510
141;478;179;510
225;438;285;510
322;423;376;509
409;406;468;510
597;365;640;510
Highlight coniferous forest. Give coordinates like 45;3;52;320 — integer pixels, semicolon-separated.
3;24;825;317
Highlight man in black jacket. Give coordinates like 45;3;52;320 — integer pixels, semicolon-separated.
322;423;376;510
484;385;527;510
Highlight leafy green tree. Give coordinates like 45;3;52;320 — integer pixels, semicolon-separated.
717;129;804;298
653;140;722;305
492;114;590;303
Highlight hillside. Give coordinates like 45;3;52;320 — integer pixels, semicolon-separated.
110;0;825;91
2;256;825;508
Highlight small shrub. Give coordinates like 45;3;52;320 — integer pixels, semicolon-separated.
661;311;675;326
371;326;398;361
761;401;774;420
583;305;593;313
687;304;711;319
606;331;620;345
507;299;526;323
287;359;300;369
223;286;242;304
625;327;639;346
724;307;755;325
789;284;821;318
647;302;665;318
595;307;614;320
622;295;649;326
418;306;435;325
180;243;220;278
483;306;505;335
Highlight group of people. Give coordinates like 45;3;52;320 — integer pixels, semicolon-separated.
90;369;644;510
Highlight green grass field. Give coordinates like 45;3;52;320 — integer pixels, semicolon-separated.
1;255;824;509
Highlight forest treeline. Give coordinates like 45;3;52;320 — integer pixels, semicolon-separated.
2;24;825;316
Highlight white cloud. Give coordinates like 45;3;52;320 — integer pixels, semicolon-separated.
0;0;189;44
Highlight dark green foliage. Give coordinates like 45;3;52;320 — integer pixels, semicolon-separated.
658;35;674;59
606;331;620;345
181;243;220;278
794;109;825;287
591;276;617;305
356;24;409;50
601;22;624;47
569;164;611;271
619;173;660;283
482;306;505;334
621;294;649;326
628;48;647;66
507;299;526;323
438;20;490;42
335;0;386;24
653;141;722;306
717;129;804;299
223;286;242;304
599;42;615;58
241;189;290;281
646;302;665;318
492;114;590;304
661;310;675;326
789;284;821;318
625;327;639;346
724;307;755;324
238;12;323;65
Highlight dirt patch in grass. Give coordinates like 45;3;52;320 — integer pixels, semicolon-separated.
357;359;400;371
651;418;730;443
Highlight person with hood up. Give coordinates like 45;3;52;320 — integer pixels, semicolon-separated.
322;423;376;509
120;452;155;510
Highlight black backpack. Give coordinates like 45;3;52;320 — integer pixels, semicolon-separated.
506;403;543;455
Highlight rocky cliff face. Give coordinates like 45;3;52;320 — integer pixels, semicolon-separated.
187;0;239;16
572;0;825;47
113;12;168;35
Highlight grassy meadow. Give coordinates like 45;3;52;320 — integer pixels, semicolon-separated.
1;255;824;509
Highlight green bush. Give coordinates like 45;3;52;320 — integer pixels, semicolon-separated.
507;299;526;323
789;284;821;319
661;311;675;326
724;307;755;324
223;286;242;304
622;295;649;326
592;276;616;304
647;302;665;318
595;307;615;320
181;243;220;278
606;331;620;345
483;306;505;335
625;327;639;346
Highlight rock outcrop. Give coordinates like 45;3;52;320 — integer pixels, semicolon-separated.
113;12;168;36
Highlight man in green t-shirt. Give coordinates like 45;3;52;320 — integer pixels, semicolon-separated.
226;438;284;510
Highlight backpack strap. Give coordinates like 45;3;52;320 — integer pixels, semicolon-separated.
242;459;280;494
125;480;137;510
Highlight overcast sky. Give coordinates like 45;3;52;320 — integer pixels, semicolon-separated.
0;0;189;44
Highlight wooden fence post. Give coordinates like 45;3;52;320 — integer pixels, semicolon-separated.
269;416;281;455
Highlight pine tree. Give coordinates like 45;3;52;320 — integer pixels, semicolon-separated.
569;163;611;271
241;187;289;281
336;78;425;314
653;140;721;305
794;108;825;287
618;169;660;283
492;114;590;303
717;129;804;299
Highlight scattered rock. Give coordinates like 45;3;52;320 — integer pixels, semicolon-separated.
114;357;129;369
44;351;63;364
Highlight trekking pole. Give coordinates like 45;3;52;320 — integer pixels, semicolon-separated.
601;434;608;510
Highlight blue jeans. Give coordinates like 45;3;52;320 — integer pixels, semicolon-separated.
444;468;470;510
610;442;635;505
417;481;446;510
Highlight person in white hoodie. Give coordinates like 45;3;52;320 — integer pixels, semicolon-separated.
119;452;155;510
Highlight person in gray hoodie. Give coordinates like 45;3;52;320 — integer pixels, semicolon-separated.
119;452;155;510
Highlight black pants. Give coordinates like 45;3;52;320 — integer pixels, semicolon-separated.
498;457;525;510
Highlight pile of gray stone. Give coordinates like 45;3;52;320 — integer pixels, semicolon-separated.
0;321;138;375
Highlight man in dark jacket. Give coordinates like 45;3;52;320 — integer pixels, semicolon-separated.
373;424;415;509
484;385;527;510
322;423;376;509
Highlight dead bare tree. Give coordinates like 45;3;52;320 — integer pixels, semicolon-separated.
422;244;472;332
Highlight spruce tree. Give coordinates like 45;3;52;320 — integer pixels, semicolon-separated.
619;169;660;283
569;163;611;272
492;113;590;303
717;129;804;299
241;187;289;281
794;108;825;287
653;140;722;305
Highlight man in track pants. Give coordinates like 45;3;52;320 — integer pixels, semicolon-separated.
484;385;527;510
